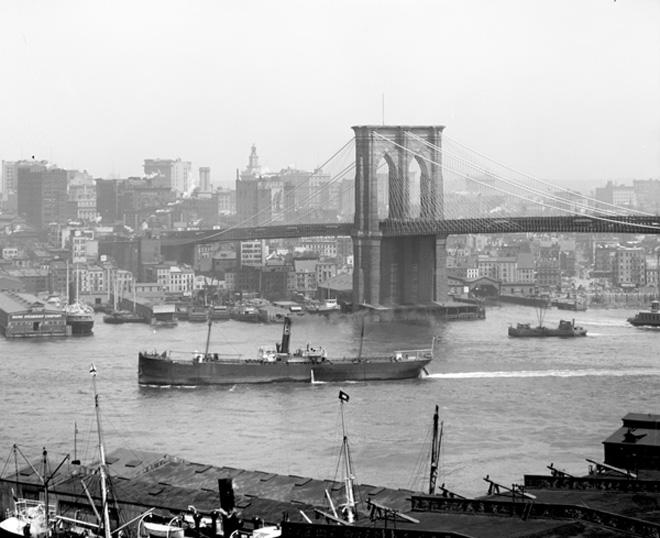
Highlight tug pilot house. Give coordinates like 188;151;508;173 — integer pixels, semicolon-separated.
0;291;68;338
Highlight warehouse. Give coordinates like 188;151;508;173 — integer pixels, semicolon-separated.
0;291;68;337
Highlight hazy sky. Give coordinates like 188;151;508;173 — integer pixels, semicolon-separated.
1;0;659;188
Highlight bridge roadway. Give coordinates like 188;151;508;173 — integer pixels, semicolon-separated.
158;215;660;245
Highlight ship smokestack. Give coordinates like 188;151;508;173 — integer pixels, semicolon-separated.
277;316;291;354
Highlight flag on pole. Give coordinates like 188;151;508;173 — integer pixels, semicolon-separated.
89;363;97;375
338;390;350;402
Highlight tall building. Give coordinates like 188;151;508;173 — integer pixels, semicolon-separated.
633;179;660;213
217;187;236;216
96;177;176;229
199;167;211;192
68;170;97;222
279;167;333;218
96;178;120;223
243;145;261;178
614;246;646;288
144;158;192;194
240;240;267;267
595;181;636;208
235;146;284;226
1;161;17;200
3;159;49;202
17;163;70;229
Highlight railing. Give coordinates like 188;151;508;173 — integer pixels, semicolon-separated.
157;214;660;244
410;495;660;537
280;522;472;538
524;474;660;493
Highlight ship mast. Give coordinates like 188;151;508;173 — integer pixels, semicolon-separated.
429;405;443;495
90;364;113;538
66;261;70;304
204;312;212;357
338;390;356;523
357;317;365;360
12;445;69;535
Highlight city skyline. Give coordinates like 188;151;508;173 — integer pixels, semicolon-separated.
1;0;659;189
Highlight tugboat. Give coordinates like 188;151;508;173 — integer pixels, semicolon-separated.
627;300;660;328
508;304;586;337
508;318;587;337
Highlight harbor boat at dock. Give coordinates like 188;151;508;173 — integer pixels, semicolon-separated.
209;305;230;320
553;298;587;311
187;306;210;323
63;302;94;336
229;305;260;322
627;300;660;328
102;309;144;324
150;304;178;328
138;316;434;386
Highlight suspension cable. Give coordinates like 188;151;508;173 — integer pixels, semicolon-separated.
373;131;660;232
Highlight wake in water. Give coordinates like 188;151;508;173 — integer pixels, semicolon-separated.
427;368;660;379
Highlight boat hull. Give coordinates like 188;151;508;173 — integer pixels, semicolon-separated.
508;327;587;337
138;353;432;386
554;302;587;311
141;522;184;538
103;311;144;324
628;319;660;328
67;318;94;336
0;517;26;538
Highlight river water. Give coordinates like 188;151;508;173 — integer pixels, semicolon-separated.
1;304;658;498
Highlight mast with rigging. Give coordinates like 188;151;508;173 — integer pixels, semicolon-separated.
338;390;356;523
90;364;112;538
428;404;443;495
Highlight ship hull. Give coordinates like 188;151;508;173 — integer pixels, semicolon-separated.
628;320;660;328
103;313;144;324
67;318;94;336
138;353;431;386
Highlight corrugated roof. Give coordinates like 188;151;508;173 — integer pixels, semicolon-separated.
9;448;424;526
0;291;61;314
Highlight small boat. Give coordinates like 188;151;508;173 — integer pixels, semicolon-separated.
138;316;434;386
316;298;341;313
103;310;144;324
0;497;53;538
187;307;210;323
138;518;184;538
508;319;587;337
306;298;342;314
628;300;660;328
210;305;230;320
554;299;587;311
230;305;260;322
151;304;178;328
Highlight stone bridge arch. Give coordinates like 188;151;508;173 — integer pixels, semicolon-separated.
351;125;447;308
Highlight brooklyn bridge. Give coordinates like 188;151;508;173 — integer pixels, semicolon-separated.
156;125;660;309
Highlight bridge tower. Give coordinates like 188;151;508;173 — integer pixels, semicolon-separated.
352;125;448;308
